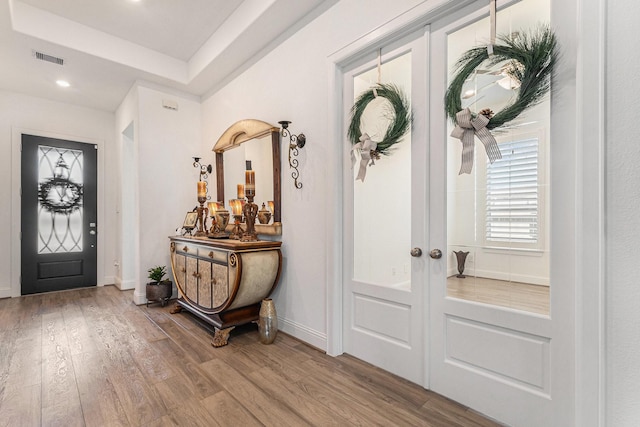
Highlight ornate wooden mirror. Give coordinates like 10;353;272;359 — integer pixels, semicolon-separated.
213;119;281;236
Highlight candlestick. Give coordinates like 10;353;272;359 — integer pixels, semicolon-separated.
237;184;245;199
241;192;258;242
229;199;244;240
194;195;207;237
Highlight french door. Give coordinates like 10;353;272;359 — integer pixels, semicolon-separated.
427;1;572;425
342;30;428;385
21;134;98;295
341;1;573;425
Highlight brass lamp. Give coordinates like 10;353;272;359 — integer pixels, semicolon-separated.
208;201;229;238
214;203;230;236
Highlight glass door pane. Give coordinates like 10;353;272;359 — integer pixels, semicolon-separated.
352;52;412;289
37;145;84;254
445;0;550;314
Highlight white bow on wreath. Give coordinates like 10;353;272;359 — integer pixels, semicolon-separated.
350;133;377;182
450;108;502;174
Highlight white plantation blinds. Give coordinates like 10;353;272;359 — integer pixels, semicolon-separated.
486;137;539;244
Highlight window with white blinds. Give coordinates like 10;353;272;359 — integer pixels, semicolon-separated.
486;137;539;244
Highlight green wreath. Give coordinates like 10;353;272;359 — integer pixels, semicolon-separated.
445;26;557;129
348;83;411;156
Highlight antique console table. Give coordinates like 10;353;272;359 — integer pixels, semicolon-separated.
169;236;282;346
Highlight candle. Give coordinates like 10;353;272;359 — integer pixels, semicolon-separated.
197;181;206;198
245;170;255;194
237;184;245;199
268;200;274;214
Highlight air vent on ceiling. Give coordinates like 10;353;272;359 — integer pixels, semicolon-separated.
32;50;64;66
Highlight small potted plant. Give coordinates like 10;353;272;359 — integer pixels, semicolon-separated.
146;265;172;307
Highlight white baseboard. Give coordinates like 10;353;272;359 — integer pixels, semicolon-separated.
115;277;136;290
0;288;11;299
102;276;115;286
454;269;549;286
279;316;327;352
474;268;549;286
133;289;147;305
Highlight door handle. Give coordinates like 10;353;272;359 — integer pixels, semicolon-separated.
429;249;442;259
410;248;422;257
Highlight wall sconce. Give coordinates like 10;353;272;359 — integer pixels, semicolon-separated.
278;121;306;189
193;157;212;181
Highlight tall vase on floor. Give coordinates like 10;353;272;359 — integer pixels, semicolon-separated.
453;250;469;278
258;298;278;344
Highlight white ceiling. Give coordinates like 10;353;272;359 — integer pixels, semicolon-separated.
0;0;336;111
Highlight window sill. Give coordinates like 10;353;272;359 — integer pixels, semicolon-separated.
481;246;545;256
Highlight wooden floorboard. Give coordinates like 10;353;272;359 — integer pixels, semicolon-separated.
0;286;502;426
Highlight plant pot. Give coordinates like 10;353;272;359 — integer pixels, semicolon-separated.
146;280;172;307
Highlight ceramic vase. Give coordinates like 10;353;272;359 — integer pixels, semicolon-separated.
257;203;272;224
258;298;278;344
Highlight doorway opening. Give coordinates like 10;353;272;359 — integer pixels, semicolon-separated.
118;122;137;291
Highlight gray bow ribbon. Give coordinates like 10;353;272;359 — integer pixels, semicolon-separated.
350;133;377;182
450;108;502;174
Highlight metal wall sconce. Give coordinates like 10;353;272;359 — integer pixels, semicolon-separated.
278;121;306;189
193;157;212;181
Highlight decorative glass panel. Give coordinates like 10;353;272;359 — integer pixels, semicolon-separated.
37;145;84;254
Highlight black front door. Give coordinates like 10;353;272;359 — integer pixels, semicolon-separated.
21;134;98;295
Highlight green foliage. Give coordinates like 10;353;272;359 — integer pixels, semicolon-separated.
445;26;558;130
147;265;167;283
348;83;412;155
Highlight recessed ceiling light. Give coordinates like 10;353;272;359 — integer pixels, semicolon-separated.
56;80;70;88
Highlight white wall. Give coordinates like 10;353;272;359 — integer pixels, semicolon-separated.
606;0;640;424
115;84;202;304
201;0;423;348
1;89;116;297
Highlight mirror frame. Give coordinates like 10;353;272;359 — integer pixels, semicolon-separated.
213;119;281;235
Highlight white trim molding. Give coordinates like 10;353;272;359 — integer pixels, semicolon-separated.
574;0;606;425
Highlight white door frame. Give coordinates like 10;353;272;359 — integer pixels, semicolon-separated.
326;0;605;425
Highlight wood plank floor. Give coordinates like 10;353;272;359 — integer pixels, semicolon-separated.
447;276;550;315
0;286;502;427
